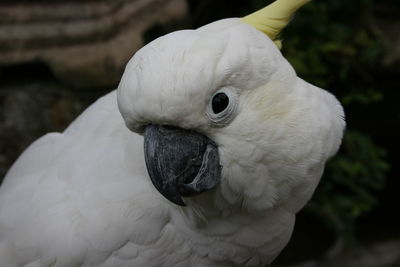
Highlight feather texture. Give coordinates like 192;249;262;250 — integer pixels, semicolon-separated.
0;15;344;267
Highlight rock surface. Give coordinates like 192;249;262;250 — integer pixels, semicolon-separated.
0;0;187;88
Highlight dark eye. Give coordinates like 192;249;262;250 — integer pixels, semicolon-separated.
211;93;229;114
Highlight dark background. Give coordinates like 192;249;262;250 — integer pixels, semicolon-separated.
1;0;399;266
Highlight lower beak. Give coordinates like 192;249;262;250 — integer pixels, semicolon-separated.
143;125;221;206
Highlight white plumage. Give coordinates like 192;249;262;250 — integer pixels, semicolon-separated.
0;14;345;267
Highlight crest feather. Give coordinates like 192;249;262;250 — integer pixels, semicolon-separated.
240;0;311;49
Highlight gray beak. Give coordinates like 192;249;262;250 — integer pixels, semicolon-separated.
144;125;222;206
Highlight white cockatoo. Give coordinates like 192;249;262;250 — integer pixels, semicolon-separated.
0;0;345;266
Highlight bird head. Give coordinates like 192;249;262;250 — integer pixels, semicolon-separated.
117;0;345;213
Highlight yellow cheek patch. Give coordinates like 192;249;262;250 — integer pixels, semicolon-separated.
240;0;311;49
248;81;295;120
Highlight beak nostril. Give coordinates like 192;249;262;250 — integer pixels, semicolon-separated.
158;125;178;135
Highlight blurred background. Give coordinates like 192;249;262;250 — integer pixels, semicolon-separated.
0;0;399;266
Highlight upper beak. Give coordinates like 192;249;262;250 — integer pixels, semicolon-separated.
143;125;222;206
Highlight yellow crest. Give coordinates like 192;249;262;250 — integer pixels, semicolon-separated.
240;0;311;49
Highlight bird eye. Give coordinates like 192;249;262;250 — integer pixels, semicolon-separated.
207;88;238;126
212;93;229;114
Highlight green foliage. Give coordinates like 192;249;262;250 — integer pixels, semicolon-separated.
313;131;389;240
281;0;384;92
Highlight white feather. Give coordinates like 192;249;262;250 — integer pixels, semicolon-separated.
0;18;345;267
